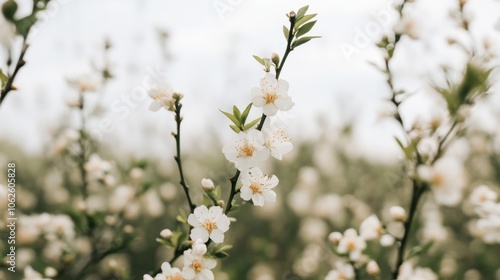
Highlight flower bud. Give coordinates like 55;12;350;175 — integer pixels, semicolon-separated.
160;229;173;239
289;11;296;18
201;178;215;192
45;267;58;278
123;225;134;234
366;260;380;276
328;231;343;245
192;239;207;255
217;200;225;208
389;206;407;222
380;234;395;247
2;0;18;22
271;53;280;65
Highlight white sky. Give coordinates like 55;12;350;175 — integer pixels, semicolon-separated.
0;0;499;163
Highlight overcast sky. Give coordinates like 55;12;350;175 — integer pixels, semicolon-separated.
0;0;499;162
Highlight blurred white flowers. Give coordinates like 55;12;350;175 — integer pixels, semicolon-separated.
239;167;278;207
222;130;269;170
143;262;184;280
188;205;230;243
0;17;15;51
398;262;437;280
263;126;293;160
84;154;112;181
359;215;383;240
417;157;466;206
325;262;354;280
469;185;500;243
251;73;294;116
336;228;366;260
148;81;175;111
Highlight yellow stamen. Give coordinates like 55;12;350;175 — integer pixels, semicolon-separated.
264;92;278;104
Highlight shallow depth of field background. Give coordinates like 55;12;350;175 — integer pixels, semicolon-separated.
1;0;500;279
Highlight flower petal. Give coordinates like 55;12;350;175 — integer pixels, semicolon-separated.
190;227;209;243
210;229;225;243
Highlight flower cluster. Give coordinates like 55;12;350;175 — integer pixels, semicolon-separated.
144;240;216;280
469;185;500;243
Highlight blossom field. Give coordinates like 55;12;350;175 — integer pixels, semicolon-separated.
1;0;500;279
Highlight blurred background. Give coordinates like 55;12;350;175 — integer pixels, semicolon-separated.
1;0;500;279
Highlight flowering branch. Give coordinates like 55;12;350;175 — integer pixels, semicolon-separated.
172;96;196;212
0;38;28;105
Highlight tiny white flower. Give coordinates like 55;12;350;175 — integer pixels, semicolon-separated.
222;130;269;171
418;158;466;206
398;262;438;280
148;81;175;111
470;185;498;206
251;73;294;116
336;229;366;260
380;234;395;247
84;154;112;180
262;126;293;160
192;239;208;256
160;229;173;239
201;178;215;192
366;260;380;276
181;247;217;280
359;215;383;240
157;262;184;280
328;232;343;245
390;206;407;222
187;206;230;243
239;167;278;207
325;262;354;280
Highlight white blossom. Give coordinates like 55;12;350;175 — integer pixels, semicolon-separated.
325;262;354;280
469;185;498;206
380;234;395;247
239;167;278;207
366;260;380;276
84;154;112;181
262;126;292;160
336;228;366;260
187;206;230;243
148;81;175;111
251;73;294;116
359;215;383;240
222;130;269;170
417;158;466;206
398;262;438;280
390;206;407;222
181;242;217;280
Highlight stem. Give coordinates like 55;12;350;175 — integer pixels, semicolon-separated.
78;93;88;197
224;13;296;214
173;99;196;212
392;179;424;278
432;120;458;164
0;39;29;106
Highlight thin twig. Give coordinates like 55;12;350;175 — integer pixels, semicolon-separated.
0;39;29;105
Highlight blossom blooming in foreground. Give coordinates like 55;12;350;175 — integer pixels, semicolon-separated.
469;185;498;206
143;262;184;280
325;262;354;280
251;73;294;116
239;167;279;207
181;241;217;280
336;228;366;260
417;157;466;206
398;262;437;280
187;205;230;243
84;154;112;180
359;215;383;240
148;81;175;111
222;130;269;170
262;126;293;160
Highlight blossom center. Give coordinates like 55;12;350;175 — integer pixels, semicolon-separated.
238;143;254;157
154;90;170;100
347;240;357;250
250;183;262;194
203;220;217;232
264;92;278;104
192;260;203;272
431;174;443;186
168;275;183;280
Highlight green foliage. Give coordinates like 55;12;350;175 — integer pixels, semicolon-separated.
220;103;261;133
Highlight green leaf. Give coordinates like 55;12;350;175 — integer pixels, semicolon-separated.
229;124;241;133
283;25;289;40
220;110;240;126
240;103;253;124
177;208;188;223
232;105;241;120
230;204;240;211
407;241;434;260
295;14;317;29
296;5;309;21
243;117;261;131
296;21;316;37
0;70;8;88
292;36;321;49
14;14;37;38
253;55;265;66
214;185;222;200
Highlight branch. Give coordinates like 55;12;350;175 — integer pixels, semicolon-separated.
0;39;29;105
